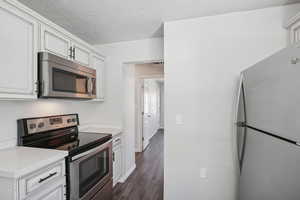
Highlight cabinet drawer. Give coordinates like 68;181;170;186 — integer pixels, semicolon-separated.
19;160;65;200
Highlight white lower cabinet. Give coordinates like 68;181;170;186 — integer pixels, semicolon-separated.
19;160;65;200
0;0;38;99
113;136;122;186
0;159;66;200
27;181;65;200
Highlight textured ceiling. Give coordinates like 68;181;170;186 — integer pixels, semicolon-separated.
19;0;300;44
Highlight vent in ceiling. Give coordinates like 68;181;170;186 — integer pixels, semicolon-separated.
151;61;164;65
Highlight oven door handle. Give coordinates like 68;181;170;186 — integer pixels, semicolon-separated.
71;139;112;162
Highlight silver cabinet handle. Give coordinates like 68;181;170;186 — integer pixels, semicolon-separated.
39;172;57;183
72;47;76;59
69;47;73;59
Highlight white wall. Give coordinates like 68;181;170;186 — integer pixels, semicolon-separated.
164;4;300;200
0;100;113;147
95;37;164;178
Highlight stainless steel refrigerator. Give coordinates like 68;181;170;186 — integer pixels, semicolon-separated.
237;45;300;200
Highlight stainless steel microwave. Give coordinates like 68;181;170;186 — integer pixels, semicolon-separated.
38;52;96;99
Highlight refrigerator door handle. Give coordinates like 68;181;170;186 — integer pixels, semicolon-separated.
239;124;247;172
236;74;247;172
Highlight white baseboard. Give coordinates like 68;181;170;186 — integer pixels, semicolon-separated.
119;164;136;183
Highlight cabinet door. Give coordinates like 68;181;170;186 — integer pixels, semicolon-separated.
0;1;38;99
72;41;91;66
40;24;71;59
91;54;105;100
113;145;122;184
290;21;300;46
30;183;65;200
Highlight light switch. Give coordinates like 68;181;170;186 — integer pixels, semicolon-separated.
200;168;207;179
175;114;183;125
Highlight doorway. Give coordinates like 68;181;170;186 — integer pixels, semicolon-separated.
134;63;164;153
116;61;164;199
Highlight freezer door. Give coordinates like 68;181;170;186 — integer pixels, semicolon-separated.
239;128;300;200
243;45;300;142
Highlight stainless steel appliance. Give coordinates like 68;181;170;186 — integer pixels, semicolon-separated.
17;114;113;200
38;52;96;99
236;45;300;200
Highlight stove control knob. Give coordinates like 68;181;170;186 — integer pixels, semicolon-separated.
38;122;44;128
67;119;72;123
72;118;76;122
29;124;36;129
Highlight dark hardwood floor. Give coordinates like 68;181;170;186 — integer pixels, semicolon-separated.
113;130;164;200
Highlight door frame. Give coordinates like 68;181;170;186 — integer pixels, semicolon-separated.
135;74;164;152
122;59;163;182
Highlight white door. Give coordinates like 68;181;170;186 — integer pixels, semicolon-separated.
72;41;91;66
142;80;151;150
40;24;71;59
91;54;105;100
113;145;122;185
141;79;161;150
0;1;38;99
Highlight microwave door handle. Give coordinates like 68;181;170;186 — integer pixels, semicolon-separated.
90;78;94;95
87;78;92;95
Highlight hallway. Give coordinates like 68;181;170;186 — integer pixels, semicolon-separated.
113;130;164;200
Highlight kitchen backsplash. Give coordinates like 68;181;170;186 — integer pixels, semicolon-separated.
0;99;118;148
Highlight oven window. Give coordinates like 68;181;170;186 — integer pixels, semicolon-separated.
79;148;109;197
53;68;88;94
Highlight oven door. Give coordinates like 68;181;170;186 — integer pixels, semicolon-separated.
69;141;112;200
39;52;96;99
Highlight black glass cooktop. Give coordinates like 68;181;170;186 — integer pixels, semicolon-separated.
65;132;112;156
78;132;111;147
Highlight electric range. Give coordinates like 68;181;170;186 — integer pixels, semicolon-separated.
17;114;113;200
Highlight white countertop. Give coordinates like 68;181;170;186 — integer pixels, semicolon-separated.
79;124;122;137
0;146;68;178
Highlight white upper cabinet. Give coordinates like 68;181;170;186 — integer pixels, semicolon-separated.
40;24;72;59
0;0;38;99
91;54;105;101
72;41;91;66
0;0;105;100
40;25;92;66
285;13;300;45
